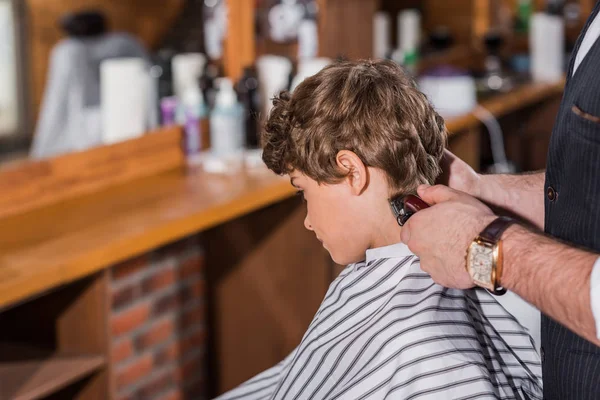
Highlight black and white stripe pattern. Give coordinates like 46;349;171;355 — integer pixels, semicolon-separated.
216;243;542;400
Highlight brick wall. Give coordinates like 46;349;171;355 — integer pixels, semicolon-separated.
109;236;206;400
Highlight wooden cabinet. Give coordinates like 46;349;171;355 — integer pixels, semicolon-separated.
0;273;110;400
205;197;333;396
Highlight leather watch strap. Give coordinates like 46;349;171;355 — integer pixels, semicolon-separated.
479;216;515;243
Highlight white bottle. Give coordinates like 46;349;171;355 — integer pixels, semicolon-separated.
373;12;391;59
206;78;245;173
530;12;564;82
297;19;318;59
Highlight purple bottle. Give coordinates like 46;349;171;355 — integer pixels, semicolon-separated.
160;96;178;126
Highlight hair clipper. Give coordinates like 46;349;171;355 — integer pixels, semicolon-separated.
389;194;430;226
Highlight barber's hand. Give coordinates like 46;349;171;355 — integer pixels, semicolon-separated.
401;184;496;289
436;150;481;198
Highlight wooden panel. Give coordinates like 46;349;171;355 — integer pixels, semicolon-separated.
25;0;185;123
0;344;105;400
318;0;379;60
205;197;330;396
500;97;561;172
473;0;492;42
56;272;110;400
424;0;474;47
418;45;484;73
581;0;596;15
448;127;482;172
332;262;347;279
224;0;255;82
0;126;184;219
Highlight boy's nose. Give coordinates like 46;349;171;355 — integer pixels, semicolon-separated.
304;214;313;231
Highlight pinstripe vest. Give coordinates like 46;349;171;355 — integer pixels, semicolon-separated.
543;2;600;398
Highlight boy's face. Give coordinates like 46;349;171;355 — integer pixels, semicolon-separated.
290;171;373;265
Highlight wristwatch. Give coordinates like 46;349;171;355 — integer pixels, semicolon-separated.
466;216;516;295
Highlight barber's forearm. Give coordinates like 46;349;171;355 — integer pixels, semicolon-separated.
479;172;546;229
501;224;600;347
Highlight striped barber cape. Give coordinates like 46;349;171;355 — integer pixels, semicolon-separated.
216;243;543;400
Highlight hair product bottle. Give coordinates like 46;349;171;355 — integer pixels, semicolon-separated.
205;78;245;173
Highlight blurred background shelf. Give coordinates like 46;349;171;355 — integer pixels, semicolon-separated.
0;343;105;400
446;78;565;133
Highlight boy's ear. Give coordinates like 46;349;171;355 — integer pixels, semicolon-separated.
336;150;368;195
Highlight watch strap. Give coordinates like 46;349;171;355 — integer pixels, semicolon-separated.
479;216;515;243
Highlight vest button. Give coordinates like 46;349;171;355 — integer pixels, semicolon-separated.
547;186;557;201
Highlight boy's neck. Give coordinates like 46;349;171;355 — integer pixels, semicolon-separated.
370;213;404;249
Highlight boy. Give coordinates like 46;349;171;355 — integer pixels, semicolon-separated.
216;60;542;399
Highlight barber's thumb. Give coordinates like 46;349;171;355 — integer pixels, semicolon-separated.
417;184;458;205
400;221;411;244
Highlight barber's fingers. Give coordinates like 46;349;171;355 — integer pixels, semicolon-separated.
400;217;412;245
417;184;463;205
400;213;427;255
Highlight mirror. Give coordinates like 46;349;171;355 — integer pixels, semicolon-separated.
0;0;28;166
0;0;213;168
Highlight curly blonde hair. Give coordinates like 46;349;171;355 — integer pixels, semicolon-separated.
262;59;447;196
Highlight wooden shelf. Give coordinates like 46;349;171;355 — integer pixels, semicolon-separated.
0;343;105;400
445;79;566;134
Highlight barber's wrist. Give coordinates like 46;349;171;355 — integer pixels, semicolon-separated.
479;173;513;211
496;223;527;290
468;173;484;200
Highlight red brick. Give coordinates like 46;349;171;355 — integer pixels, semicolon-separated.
179;254;204;279
113;338;134;364
187;279;205;299
153;290;183;317
112;302;151;337
153;283;201;317
184;378;206;399
155;388;183;400
116;354;153;390
135;368;176;399
142;267;177;295
181;328;205;354
179;304;205;332
155;329;205;369
135;318;175;351
155;341;182;367
112;284;139;310
175;355;203;384
112;254;149;281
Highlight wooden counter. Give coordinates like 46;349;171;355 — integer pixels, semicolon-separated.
0;79;565;311
0;166;295;311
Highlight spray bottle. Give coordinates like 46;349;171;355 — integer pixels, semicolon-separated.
205;78;245;173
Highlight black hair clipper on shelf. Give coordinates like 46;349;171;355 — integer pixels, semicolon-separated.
389;194;430;227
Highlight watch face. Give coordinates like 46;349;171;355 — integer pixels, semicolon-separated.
468;242;494;287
